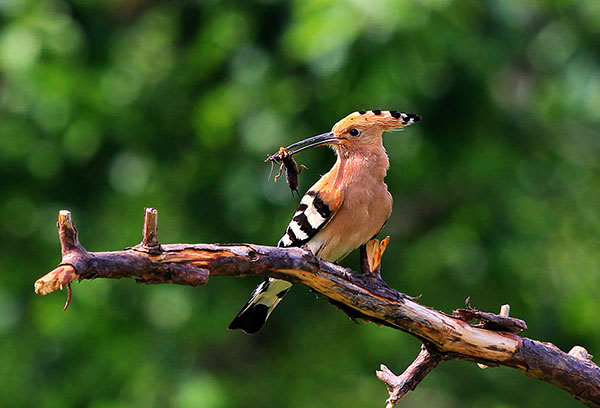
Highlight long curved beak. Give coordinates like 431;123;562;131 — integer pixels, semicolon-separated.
285;132;337;155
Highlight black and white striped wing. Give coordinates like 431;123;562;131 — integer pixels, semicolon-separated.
278;190;336;248
228;188;340;333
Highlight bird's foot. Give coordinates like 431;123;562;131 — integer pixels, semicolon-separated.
360;236;390;280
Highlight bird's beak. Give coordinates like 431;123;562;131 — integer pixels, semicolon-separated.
285;132;337;155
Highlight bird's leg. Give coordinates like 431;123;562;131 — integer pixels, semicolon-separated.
361;236;390;280
360;244;371;275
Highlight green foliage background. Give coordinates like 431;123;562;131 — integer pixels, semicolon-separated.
1;0;599;406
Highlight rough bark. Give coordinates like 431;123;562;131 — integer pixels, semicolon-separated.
34;209;600;407
377;345;442;407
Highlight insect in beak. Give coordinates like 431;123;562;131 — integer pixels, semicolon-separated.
264;132;336;198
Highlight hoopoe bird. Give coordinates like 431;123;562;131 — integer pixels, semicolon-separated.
229;109;421;334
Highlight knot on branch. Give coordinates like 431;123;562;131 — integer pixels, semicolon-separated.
569;346;594;361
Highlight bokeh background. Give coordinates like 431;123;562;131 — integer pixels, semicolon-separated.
1;0;600;406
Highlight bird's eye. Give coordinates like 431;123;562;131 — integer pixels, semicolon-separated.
349;128;360;137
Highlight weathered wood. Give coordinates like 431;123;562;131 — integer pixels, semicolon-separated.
377;345;442;407
34;210;600;407
453;306;528;333
141;207;159;248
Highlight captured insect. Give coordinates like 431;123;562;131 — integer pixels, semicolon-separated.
266;147;307;197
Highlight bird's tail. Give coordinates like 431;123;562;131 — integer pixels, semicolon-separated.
228;278;292;334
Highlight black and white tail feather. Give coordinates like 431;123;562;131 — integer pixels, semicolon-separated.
228;191;333;334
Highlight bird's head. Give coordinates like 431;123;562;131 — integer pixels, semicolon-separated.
286;110;420;157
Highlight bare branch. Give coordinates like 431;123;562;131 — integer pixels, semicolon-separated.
34;209;600;407
376;345;442;407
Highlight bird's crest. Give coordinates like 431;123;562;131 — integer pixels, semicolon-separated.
332;110;421;134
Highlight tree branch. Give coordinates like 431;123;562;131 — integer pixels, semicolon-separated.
377;344;442;407
34;209;600;407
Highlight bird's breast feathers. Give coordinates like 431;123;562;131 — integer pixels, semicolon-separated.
307;184;392;262
278;182;391;262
